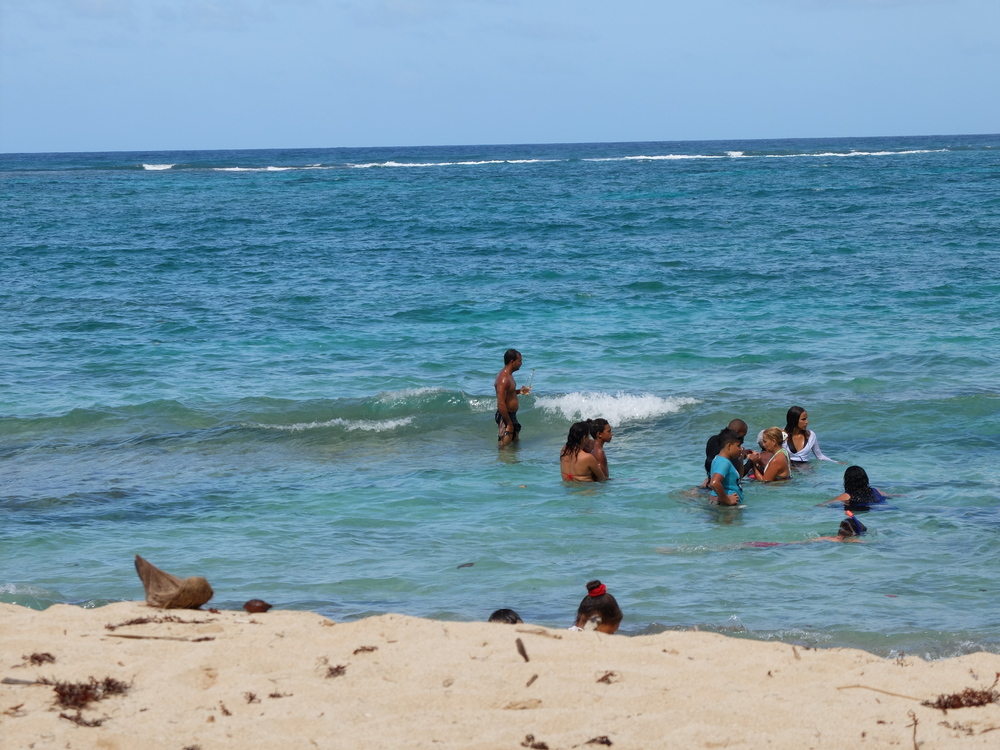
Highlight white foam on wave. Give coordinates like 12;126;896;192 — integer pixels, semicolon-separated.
536;391;699;424
586;148;946;162
764;149;946;158
142;164;174;170
348;158;557;169
0;582;53;595
585;154;723;162
252;417;414;432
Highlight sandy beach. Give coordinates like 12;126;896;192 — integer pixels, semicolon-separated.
2;602;999;749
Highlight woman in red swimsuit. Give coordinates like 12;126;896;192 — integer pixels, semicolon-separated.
560;422;607;482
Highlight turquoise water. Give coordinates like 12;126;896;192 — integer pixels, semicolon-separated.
2;135;999;658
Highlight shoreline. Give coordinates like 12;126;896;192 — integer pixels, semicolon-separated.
3;601;999;748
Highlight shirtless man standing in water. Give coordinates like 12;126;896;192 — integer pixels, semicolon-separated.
495;348;531;447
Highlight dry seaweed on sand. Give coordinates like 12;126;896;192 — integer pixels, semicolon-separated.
922;673;1000;712
326;664;347;678
105;615;212;631
39;676;131;709
521;734;549;749
23;652;56;665
59;710;105;727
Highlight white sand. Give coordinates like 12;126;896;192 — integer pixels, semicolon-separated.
2;601;999;749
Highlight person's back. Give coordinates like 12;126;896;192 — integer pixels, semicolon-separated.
560;421;606;482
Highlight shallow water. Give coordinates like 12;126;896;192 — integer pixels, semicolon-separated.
2;135;999;658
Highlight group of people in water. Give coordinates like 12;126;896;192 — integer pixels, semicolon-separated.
492;350;889;630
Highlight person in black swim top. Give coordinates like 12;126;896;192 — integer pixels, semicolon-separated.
822;465;887;507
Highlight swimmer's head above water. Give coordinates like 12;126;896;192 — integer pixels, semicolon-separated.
575;579;623;634
838;511;867;538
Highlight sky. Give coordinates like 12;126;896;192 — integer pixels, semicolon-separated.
1;0;998;153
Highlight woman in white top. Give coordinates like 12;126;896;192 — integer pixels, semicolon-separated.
782;406;840;463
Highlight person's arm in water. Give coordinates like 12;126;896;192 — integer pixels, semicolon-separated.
811;436;846;464
818;492;851;507
708;472;740;505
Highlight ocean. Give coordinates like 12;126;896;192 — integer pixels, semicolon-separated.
2;134;999;659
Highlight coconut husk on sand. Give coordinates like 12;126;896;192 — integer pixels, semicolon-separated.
133;555;213;609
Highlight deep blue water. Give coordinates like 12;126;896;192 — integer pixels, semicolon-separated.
2;134;999;658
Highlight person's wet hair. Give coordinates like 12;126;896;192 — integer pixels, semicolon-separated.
561;421;592;458
488;608;523;624
576;579;623;630
718;428;742;449
843;465;878;504
838;515;867;538
503;348;521;365
784;405;806;437
589;418;609;438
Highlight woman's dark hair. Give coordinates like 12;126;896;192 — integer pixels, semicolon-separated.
589;418;610;438
843;465;877;504
576;579;622;628
784;405;807;438
488;608;523;624
561;422;591;458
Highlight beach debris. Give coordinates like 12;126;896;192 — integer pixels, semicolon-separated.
219;701;231;716
520;734;549;749
525;674;538;688
504;699;542;710
515;638;530;662
907;710;919;750
39;676;130;709
108;634;215;642
105;615;211;631
922;673;1000;712
585;737;613;746
353;646;378;655
836;684;922;701
59;710;105;727
457;562;474;568
134;555;213;609
244;692;260;704
268;692;292;699
326;664;347;678
243;599;272;613
183;745;202;750
2;678;40;685
596;671;620;684
208;608;221;614
515;627;562;640
23;652;56;666
3;703;26;717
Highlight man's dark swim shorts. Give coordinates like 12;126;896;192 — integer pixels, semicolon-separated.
495;410;521;440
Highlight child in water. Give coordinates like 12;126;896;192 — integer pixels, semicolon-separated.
821;465;887;508
569;580;622;633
